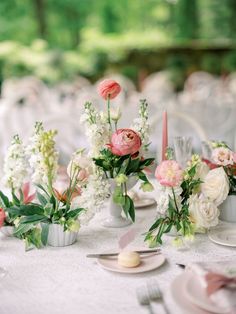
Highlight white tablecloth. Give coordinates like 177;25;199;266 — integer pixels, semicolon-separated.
0;202;235;314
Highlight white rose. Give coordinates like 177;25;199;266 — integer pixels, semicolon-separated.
201;167;229;206
189;194;219;229
212;147;234;166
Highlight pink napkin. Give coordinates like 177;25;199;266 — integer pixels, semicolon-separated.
118;228;137;250
187;262;236;313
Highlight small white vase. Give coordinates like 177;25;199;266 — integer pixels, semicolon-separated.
0;226;14;237
47;224;78;247
219;195;236;223
103;176;137;228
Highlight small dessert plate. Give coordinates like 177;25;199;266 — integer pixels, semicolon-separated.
134;198;156;209
171;272;212;314
97;253;165;274
184;272;229;313
208;227;236;247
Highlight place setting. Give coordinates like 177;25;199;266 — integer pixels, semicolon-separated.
172;261;236;314
86;229;166;274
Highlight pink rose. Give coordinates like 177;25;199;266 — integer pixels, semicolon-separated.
98;79;121;100
155;160;183;187
233;152;236;163
212;147;234;166
108;129;142;156
0;208;6;227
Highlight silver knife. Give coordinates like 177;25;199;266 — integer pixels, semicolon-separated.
86;249;161;258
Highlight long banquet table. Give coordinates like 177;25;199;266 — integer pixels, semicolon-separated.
0;194;235;314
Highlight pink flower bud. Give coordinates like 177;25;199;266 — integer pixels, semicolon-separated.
98;79;121;100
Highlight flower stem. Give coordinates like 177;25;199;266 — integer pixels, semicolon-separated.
171;187;179;213
107;95;112;132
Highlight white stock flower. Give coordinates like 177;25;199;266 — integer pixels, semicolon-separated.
3;135;28;190
201;167;229;206
80;102;110;157
131;100;150;151
155;181;182;216
27;122;58;186
71;168;110;225
189;194;219;229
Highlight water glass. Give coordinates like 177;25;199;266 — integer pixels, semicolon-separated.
201;140;212;160
173;136;193;168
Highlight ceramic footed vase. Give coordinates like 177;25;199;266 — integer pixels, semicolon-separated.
219;195;236;223
103;176;137;228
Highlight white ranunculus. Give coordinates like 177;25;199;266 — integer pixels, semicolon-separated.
195;161;209;181
155;182;182;216
189;194;219;229
201;167;229;206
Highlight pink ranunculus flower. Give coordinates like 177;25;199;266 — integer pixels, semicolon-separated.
108;129;142;156
0;208;6;227
212;147;234;166
155;160;183;187
98;79;121;100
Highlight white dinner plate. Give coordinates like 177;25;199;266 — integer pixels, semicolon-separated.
134;198;156;209
184;273;229;314
171;272;217;314
208;227;236;247
97;253;165;274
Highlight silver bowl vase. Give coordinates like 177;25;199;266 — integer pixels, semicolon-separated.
103;176;138;228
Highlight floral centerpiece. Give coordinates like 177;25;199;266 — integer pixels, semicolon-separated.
0;123;108;249
145;153;229;246
210;142;236;222
81;79;154;227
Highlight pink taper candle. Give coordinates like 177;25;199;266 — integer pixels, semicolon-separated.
162;111;168;161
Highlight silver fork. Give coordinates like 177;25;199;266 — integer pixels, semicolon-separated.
147;279;170;314
136;286;155;314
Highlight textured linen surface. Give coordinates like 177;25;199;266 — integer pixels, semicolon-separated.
0;192;235;314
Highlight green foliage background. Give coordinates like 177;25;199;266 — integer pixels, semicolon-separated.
0;0;236;86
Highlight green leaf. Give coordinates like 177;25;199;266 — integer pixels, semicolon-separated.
122;195;131;218
139;158;155;168
122;195;135;222
137;171;148;182
126;158;140;175
50;194;57;209
128;198;135;222
19;204;44;216
148;217;163;232
41;223;49;246
66;208;84;219
14;223;34;236
12;191;20;206
37;192;48;206
6;206;21;216
0;191;10;208
36;184;50;197
20;214;46;224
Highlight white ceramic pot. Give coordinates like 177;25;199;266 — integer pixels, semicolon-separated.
103;176;138;228
219;195;236;223
47;224;78;247
0;226;14;237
